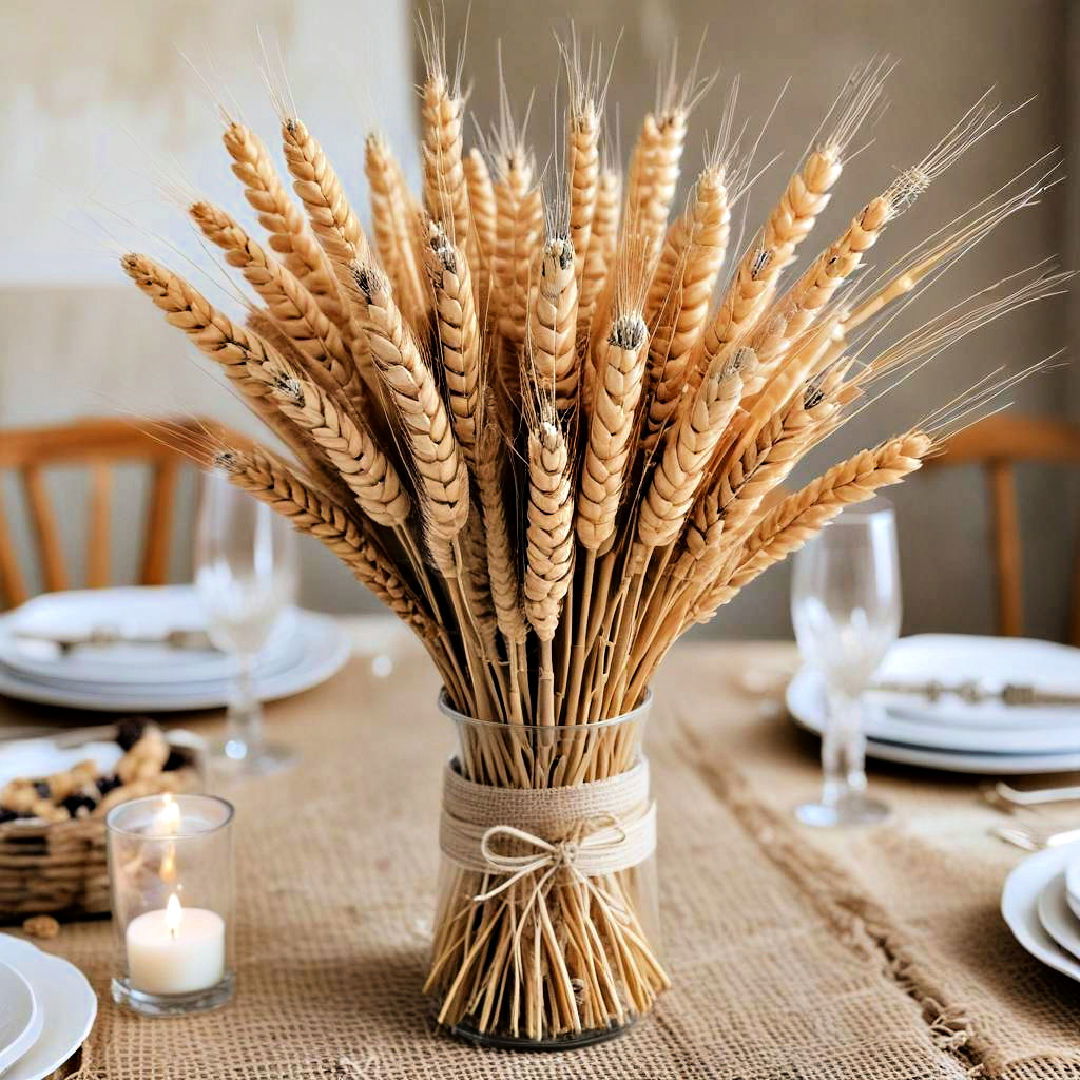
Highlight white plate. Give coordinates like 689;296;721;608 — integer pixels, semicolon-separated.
0;586;303;687
0;935;96;1080
1002;843;1080;983
0;612;351;712
0;959;42;1074
788;670;1080;774
877;635;1080;729
1036;873;1080;963
1063;855;1080;922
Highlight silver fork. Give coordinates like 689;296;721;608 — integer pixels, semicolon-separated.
987;782;1080;809
993;822;1080;851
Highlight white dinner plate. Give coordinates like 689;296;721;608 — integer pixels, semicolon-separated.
0;586;303;687
0;935;96;1080
0;612;351;712
0;959;42;1074
1002;843;1080;983
788;668;1080;774
1036;873;1080;964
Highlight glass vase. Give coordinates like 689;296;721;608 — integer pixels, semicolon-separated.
426;693;666;1050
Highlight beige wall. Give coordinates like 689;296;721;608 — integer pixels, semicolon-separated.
433;0;1076;641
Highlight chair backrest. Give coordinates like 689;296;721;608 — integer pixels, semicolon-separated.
925;414;1080;643
0;417;225;610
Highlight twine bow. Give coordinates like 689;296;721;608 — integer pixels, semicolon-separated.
472;813;626;903
439;756;656;928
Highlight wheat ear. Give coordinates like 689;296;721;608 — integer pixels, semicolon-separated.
221;448;421;623
749;195;891;382
524;408;575;725
464;148;497;284
190;202;359;400
477;419;530;722
477;421;526;643
121;253;289;413
577;168;622;340
424;221;482;468
701;433;932;619
577;314;649;551
567;97;601;278
529;236;579;408
715;387;833;539
637;349;743;550
267;373;411;527
421;71;471;249
567;310;650;722
365;132;428;330
524;409;575;638
695;148;842;376
750;432;930;570
121;253;367;506
643;166;732;448
282;118;371;290
351;264;470;543
633;109;690;260
493;153;543;346
221;121;340;316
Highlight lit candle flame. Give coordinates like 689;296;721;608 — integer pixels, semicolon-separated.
165;891;182;941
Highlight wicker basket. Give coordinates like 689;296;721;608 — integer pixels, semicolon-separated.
0;730;203;922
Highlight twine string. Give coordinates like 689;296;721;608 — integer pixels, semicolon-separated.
439;759;656;947
472;812;626;902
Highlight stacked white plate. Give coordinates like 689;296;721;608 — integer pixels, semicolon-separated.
1002;842;1080;985
0;933;96;1080
0;585;351;712
787;634;1080;775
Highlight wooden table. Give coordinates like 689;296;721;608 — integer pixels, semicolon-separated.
4;626;1079;1079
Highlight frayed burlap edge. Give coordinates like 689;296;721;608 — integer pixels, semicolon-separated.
676;721;1080;1080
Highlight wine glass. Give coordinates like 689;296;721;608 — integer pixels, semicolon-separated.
195;470;299;778
790;497;901;827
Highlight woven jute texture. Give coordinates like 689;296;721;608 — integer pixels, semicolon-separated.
3;632;1078;1079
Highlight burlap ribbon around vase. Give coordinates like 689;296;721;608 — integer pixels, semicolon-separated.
439;758;656;906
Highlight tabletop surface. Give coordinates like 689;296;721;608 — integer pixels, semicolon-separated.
4;625;1080;1080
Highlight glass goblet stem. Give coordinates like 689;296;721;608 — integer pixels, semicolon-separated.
821;686;868;808
224;653;264;763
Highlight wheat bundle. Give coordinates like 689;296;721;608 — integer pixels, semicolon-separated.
123;33;1063;1046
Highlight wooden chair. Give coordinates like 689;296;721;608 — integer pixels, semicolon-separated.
924;414;1080;644
0;417;239;610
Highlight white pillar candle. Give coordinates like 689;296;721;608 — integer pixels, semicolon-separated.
127;893;226;995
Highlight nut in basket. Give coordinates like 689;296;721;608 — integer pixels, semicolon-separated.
0;719;203;920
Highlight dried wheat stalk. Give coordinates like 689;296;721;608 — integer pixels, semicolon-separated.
122;38;1057;1045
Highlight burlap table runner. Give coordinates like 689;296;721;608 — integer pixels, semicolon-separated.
3;630;1078;1078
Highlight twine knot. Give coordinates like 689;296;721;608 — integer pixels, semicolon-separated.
472;814;625;903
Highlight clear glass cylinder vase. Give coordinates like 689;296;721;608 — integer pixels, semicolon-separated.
426;693;666;1051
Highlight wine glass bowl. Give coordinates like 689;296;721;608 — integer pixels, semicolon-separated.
195;471;299;778
790;498;901;827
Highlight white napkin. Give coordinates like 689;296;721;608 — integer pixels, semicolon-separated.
876;634;1080;730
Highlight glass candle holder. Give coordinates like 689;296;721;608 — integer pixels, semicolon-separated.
107;793;235;1017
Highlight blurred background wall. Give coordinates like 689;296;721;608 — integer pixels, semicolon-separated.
0;0;1076;639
